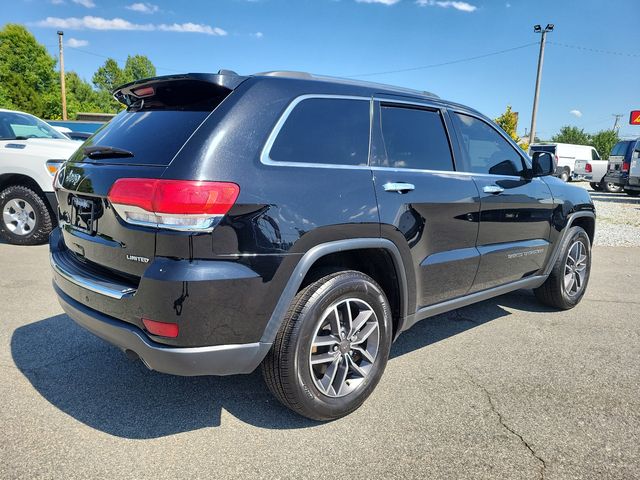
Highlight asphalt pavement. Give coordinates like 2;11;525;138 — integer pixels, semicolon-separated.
1;243;639;479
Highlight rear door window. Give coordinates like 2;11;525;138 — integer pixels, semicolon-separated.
269;97;370;166
375;105;454;171
452;112;525;176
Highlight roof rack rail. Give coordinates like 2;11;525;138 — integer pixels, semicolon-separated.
254;71;314;79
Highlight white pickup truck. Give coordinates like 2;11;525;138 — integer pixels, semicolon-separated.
573;157;612;191
530;142;602;184
0;109;82;245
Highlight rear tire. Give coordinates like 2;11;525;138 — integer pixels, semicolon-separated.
0;185;53;245
589;182;602;191
534;226;591;310
560;170;570;182
605;182;623;193
262;270;392;421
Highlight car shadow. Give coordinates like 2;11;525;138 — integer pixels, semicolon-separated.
11;289;548;439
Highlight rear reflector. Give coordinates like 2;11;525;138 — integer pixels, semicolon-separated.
622;162;630;173
108;179;239;231
142;318;179;338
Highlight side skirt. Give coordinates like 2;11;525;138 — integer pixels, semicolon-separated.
400;274;547;333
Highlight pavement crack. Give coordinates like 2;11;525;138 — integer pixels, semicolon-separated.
458;367;546;480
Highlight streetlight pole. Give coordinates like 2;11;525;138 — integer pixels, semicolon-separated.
57;30;67;121
529;24;553;145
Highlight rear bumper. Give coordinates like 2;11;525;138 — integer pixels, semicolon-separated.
55;284;271;376
573;174;592;182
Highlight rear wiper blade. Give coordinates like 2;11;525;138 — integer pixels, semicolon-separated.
83;145;134;160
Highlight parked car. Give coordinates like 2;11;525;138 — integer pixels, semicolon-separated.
624;144;640;197
603;139;640;196
571;148;612;191
51;125;93;142
0;109;82;245
50;71;595;420
529;142;600;183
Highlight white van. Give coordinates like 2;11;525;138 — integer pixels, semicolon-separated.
529;143;601;182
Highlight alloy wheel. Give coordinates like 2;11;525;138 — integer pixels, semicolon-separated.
309;298;380;398
3;198;36;236
564;240;588;296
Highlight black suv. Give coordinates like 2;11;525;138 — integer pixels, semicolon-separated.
50;71;595;420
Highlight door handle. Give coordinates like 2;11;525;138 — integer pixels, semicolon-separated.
483;185;504;194
383;182;415;193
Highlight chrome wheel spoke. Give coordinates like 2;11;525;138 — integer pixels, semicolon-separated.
346;354;367;378
320;355;341;393
352;345;375;363
310;352;339;365
333;356;349;396
350;309;373;337
564;272;575;293
312;333;340;348
564;240;588;296
351;322;378;345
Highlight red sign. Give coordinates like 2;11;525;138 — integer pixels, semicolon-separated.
631;110;640;125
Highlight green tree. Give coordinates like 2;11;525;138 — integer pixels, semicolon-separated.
123;54;156;83
92;58;125;93
590;129;619;160
0;24;57;117
551;126;590;145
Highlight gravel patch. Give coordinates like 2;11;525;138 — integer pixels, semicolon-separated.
572;182;640;246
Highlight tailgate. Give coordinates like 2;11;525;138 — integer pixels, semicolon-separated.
574;160;588;175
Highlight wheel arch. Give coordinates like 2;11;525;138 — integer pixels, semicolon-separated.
543;211;596;276
0;173;56;216
259;239;410;347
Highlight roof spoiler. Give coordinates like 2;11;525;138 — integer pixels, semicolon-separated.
113;71;248;107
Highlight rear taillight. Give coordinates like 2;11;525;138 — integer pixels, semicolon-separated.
622;161;630;173
585;163;592;173
108;179;239;231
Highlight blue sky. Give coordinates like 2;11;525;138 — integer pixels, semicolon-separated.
5;0;640;139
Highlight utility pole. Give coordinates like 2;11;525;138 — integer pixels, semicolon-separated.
57;31;67;121
529;24;554;145
612;114;623;132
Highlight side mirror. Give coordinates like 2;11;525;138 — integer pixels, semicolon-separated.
531;151;555;177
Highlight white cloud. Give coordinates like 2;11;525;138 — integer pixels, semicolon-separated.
506;2;511;6
72;0;95;7
158;23;227;35
416;0;477;12
570;109;583;118
50;0;65;5
66;37;89;47
35;16;226;35
126;2;160;14
36;16;154;31
254;31;264;38
355;0;401;5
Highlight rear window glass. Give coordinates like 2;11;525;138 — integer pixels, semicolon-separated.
377;105;453;171
77;80;231;165
610;141;630;157
269;98;370;166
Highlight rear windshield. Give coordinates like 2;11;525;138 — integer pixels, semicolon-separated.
530;145;556;154
610;141;631;157
75;80;232;165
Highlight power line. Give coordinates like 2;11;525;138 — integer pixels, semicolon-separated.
47;44;181;73
547;41;640;58
345;42;538;78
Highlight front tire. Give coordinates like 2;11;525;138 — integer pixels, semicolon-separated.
262;270;392;421
534;226;591;310
0;185;53;245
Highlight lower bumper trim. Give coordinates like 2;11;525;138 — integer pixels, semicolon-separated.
55;284;271;376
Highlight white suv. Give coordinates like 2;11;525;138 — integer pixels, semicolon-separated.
0;109;82;245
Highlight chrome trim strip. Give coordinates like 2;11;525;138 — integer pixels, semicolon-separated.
50;253;136;300
260;94;372;170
